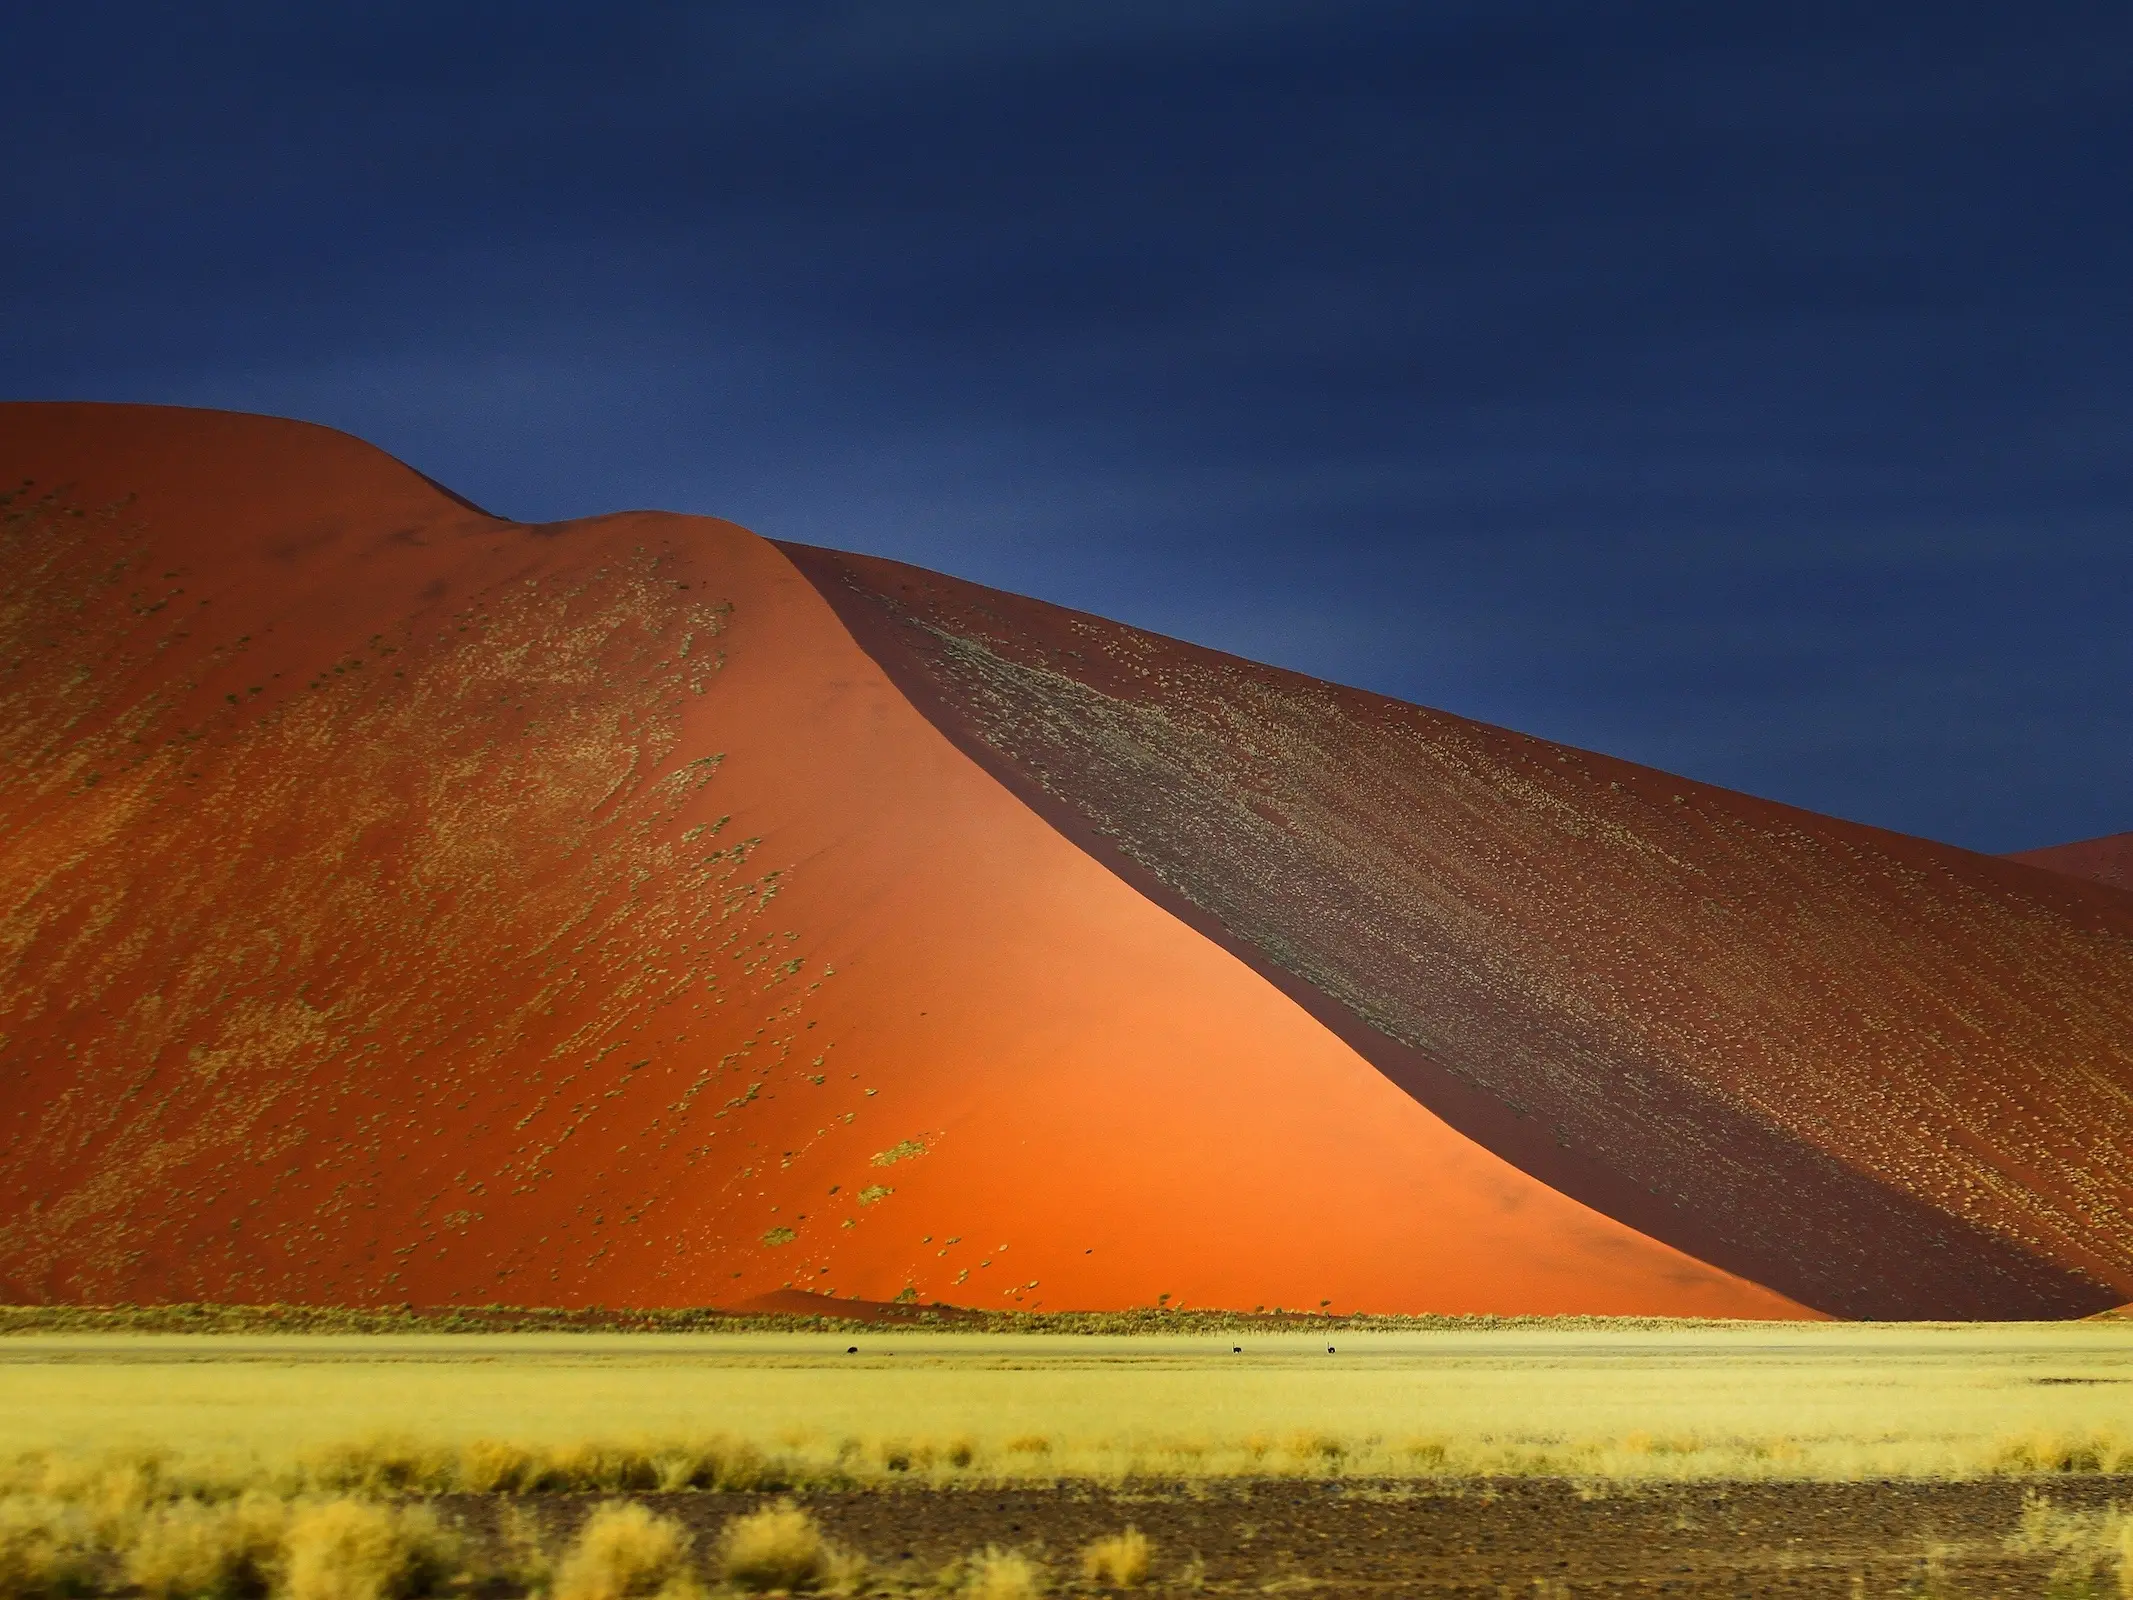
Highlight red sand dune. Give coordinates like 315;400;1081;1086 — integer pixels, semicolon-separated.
0;403;1794;1318
2006;833;2133;894
775;560;2133;1323
1;403;2127;1320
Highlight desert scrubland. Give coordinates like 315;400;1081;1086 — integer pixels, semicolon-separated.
2;1323;2132;1596
8;402;2133;1597
2;1323;2130;1480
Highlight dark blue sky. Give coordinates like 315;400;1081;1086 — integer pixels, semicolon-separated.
7;2;2129;852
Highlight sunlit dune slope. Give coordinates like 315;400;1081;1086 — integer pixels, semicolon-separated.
2007;833;2133;894
780;545;2133;1320
0;402;1804;1317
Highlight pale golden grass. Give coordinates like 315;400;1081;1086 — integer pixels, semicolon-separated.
0;1496;98;1600
2007;1493;2133;1598
280;1499;460;1600
0;1325;2128;1485
714;1501;860;1595
300;1438;781;1499
493;1505;552;1597
553;1502;698;1600
0;1488;465;1600
124;1493;287;1600
1078;1526;1150;1588
3;1421;2133;1502
959;1546;1043;1600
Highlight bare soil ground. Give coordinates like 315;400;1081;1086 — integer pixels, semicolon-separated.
472;1478;2131;1596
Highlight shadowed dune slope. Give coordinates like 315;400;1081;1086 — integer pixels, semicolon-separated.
779;544;2133;1320
0;402;1805;1317
2008;833;2133;894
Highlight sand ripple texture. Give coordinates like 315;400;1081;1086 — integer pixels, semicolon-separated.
781;543;2133;1320
0;403;2125;1321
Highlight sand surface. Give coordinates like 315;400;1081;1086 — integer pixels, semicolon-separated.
782;544;2133;1320
0;402;1798;1316
2009;831;2133;893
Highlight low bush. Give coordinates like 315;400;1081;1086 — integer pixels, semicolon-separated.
0;1497;98;1600
553;1502;697;1600
961;1546;1043;1600
299;1437;793;1500
124;1494;288;1600
2006;1492;2133;1599
714;1502;859;1596
1079;1527;1150;1588
492;1504;552;1596
1992;1433;2133;1476
454;1443;541;1497
300;1441;455;1501
280;1499;461;1600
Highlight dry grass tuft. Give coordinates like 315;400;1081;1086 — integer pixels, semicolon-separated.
540;1447;663;1498
492;1504;553;1597
553;1501;698;1600
125;1494;288;1600
1992;1434;2133;1476
962;1546;1044;1600
2006;1493;2133;1598
715;1501;861;1595
291;1436;790;1499
280;1498;461;1600
1079;1527;1150;1588
0;1497;98;1600
455;1442;542;1497
301;1440;458;1500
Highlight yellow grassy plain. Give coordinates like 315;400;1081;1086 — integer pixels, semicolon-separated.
3;1323;2131;1482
